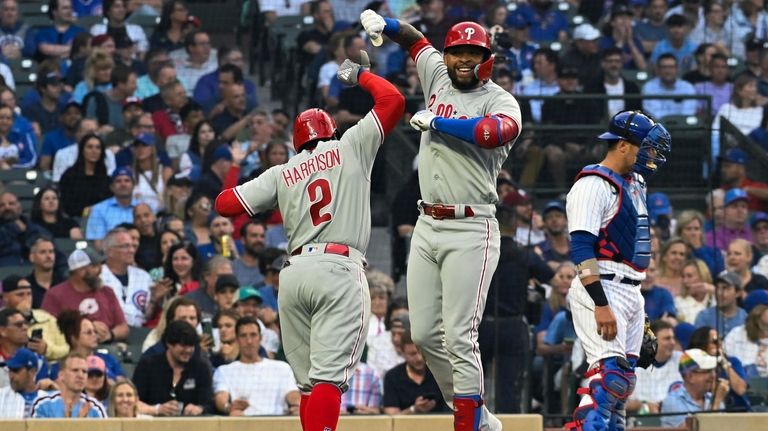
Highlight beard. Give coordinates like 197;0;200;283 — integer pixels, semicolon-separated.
446;67;481;90
83;274;101;290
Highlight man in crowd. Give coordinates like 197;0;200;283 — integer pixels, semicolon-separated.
0;192;49;267
85;167;138;246
133;203;159;269
194;47;257;113
661;349;728;427
0;309;51;389
213;274;239;312
25;237;64;309
30;353;106;418
382;332;449;415
192;145;238;202
23;71;64;136
232;286;280;358
31;0;84;61
584;47;642;119
0;348;46;417
213;316;299;416
627;320;682;414
537;201;571;268
152;79;188;141
186;256;233;319
173;30;217;91
39;101;81;171
211;82;249;141
642;53;697;118
197;215;241;263
0;0;34;60
694;271;747;336
232;221;266;287
2;275;68;362
520;47;560;123
42;248;129;343
695;53;732;117
133;320;212;416
100;228;153;327
641;259;677;321
706;188;752;251
718;148;768;212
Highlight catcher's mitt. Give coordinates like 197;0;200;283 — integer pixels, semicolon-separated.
636;315;657;369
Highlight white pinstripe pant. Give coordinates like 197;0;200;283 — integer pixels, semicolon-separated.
568;277;645;367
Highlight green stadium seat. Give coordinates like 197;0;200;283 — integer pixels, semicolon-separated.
4;183;39;199
53;238;88;255
18;2;48;17
78;15;104;29
0;169;39;183
0;266;32;279
25;14;51;29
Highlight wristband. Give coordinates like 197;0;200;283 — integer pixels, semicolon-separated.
585;280;609;307
383;17;400;37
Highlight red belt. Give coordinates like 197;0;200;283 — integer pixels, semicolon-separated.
421;203;474;220
291;243;350;257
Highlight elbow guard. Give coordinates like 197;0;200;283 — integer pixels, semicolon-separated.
473;114;520;149
215;188;247;217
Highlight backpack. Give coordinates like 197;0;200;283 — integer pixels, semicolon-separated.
82;90;110;125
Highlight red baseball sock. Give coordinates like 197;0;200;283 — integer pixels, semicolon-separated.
454;396;483;431
305;383;342;431
299;393;310;430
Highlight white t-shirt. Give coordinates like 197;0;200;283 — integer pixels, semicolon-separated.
213;359;297;415
632;350;683;403
317;61;339;88
604;79;626;118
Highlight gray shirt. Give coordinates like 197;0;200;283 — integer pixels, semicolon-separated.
232;259;265;288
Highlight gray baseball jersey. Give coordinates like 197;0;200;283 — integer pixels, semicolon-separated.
234;111;384;254
413;44;522;204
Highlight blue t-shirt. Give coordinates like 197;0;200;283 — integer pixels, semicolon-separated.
642;286;677;320
543;310;576;346
31;391;106;418
33;25;85;56
693;306;747;337
41;128;77;157
535;303;562;334
509;6;568;44
258;285;278;312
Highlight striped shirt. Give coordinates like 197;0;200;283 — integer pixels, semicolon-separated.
341;362;382;410
31;391;107;418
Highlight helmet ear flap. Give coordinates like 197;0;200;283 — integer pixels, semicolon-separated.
474;54;495;81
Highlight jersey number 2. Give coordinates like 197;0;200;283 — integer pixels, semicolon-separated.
308;178;332;226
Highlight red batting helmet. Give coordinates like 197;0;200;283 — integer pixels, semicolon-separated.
444;22;495;81
292;108;338;153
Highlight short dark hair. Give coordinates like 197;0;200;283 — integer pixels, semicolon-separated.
163;320;199;346
650;319;674;335
600;47;623;60
218;64;244;84
687;326;713;351
401;330;415;347
694;42;714;58
239;220;266;238
217;45;242;65
184;30;205;51
656;53;677;66
235;316;261;336
310;0;328;15
0;308;22;327
180;100;203;121
259;248;287;274
111;64;135;87
495;204;517;230
533;47;558;66
711;53;729;64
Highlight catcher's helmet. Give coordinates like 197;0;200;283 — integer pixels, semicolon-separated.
292;108;339;153
444;22;495;81
599;110;672;178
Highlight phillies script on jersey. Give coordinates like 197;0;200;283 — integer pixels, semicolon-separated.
281;147;342;187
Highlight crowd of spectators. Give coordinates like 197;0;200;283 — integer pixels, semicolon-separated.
0;0;767;426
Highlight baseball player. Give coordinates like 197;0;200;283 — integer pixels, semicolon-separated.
565;110;671;431
360;10;522;431
215;54;405;431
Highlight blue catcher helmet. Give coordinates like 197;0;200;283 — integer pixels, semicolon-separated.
598;110;671;178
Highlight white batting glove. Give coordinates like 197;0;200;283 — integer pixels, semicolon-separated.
409;110;437;131
360;10;385;46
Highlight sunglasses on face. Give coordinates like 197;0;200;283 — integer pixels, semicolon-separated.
88;370;105;378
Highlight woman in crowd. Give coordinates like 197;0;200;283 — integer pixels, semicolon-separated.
149;0;190;52
30;186;83;239
535;262;577;357
179;120;216;182
84;355;112;410
65;32;94;87
90;0;149;54
148;229;183;281
131;135;172;212
712;73;765;136
246;141;290;180
725;304;768;378
727;238;768;293
676;209;725;276
183;193;212;245
0;101;35;169
675;259;715;323
108;380;152;418
53;310;125;380
166;241;202;295
59;133;112;218
689;2;738;56
689;326;749;409
72;49;115;103
209;309;240;368
655;237;688;297
367;269;394;342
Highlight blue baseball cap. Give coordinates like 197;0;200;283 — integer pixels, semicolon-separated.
508;13;530;29
724;188;748;207
674;322;696;350
211;145;233;163
647;192;672;221
6;347;38;370
133;133;155;147
743;289;768;313
719;148;747;165
751;211;768;228
111;166;134;183
542;200;566;216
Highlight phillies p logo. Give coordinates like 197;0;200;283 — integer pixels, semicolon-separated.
464;27;475;39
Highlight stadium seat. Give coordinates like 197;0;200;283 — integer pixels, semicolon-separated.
18;2;48;17
0;266;31;279
4;183;39;200
0;169;39;184
53;238;88;255
78;15;105;29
